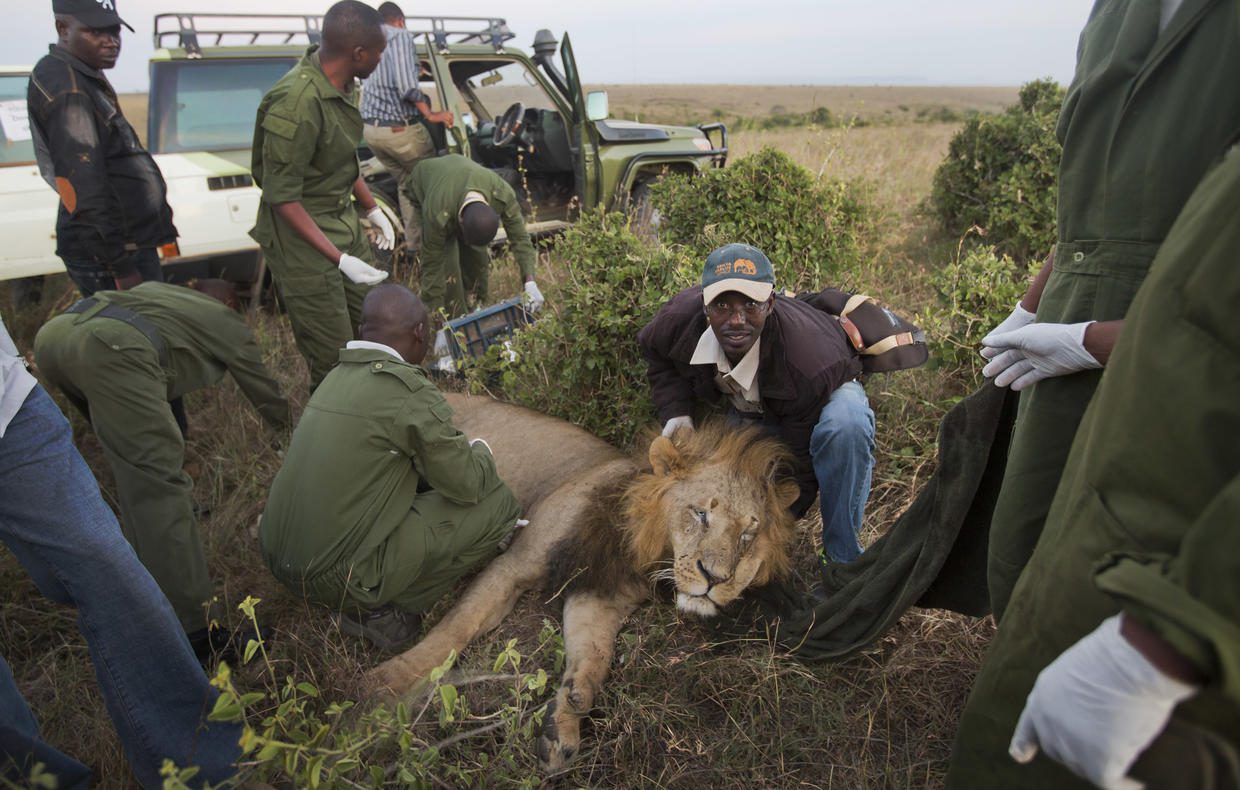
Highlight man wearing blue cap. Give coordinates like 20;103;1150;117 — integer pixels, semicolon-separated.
27;0;177;296
638;243;875;563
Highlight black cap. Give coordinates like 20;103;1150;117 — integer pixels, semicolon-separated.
53;0;134;32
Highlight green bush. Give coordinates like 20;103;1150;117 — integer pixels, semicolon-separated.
929;78;1064;261
921;245;1038;382
651;147;869;293
465;210;698;448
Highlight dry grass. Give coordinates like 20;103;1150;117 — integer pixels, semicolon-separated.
0;89;995;787
594;84;1016;127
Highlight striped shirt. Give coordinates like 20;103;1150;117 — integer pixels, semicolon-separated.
360;24;428;124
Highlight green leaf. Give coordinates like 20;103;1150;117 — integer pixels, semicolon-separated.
439;684;458;723
208;694;242;722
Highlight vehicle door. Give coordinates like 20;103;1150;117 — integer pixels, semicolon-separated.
421;36;467;156
559;34;600;210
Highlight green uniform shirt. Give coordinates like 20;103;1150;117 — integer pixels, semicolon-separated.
260;347;511;585
403;154;536;312
247;46;376;390
250;46;364;241
949;144;1240;789
986;0;1240;618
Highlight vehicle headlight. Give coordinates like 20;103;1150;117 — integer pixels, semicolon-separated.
693;137;713;151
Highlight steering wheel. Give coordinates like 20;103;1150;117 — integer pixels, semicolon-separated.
492;102;526;147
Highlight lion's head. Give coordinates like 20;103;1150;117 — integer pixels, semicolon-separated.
623;423;800;617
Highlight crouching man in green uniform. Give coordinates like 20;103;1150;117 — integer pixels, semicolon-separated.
403;153;544;321
34;281;291;660
250;0;396;391
947;144;1240;790
260;284;521;652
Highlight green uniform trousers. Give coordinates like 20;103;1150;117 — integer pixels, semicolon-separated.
426;239;492;321
34;317;212;631
278;483;520;615
261;203;374;391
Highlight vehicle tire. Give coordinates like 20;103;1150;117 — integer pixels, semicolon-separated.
628;180;661;242
363;194;407;281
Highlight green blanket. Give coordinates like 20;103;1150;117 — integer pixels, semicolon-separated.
730;383;1017;660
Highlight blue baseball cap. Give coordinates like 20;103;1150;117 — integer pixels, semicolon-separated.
701;243;775;303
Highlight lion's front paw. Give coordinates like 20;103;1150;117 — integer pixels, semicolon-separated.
536;697;582;773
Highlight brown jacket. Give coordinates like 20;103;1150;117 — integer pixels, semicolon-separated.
638;286;862;516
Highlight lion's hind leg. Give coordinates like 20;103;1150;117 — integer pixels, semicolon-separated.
366;538;548;700
537;583;647;773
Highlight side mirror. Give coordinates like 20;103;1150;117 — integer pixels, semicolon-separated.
585;90;609;122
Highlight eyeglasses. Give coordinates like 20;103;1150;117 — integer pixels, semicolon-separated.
705;300;769;319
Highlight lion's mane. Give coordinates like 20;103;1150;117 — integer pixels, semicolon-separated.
544;421;798;599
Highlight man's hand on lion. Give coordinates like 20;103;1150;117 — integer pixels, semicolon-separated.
662;415;694;438
497;518;529;553
469;437;492;454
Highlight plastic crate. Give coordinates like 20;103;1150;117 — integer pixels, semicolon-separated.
445;297;532;361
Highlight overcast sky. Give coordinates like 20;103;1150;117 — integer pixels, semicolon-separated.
3;1;1090;92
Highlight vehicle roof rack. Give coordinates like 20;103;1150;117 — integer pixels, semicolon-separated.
154;13;514;57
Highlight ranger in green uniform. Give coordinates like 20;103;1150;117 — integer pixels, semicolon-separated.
403;153;544;320
33;282;291;655
260;284;521;652
948;143;1240;790
978;0;1240;620
250;1;396;390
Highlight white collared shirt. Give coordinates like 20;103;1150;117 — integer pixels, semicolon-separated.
690;328;763;414
346;339;405;362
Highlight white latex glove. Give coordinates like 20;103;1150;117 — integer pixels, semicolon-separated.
365;206;395;251
498;518;530;552
980;321;1100;390
338;254;389;285
1009;614;1197;789
987;302;1037;341
523;280;545;313
662;415;694;438
469;437;492;454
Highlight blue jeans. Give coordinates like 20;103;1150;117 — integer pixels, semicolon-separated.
62;248;164;297
0;386;240;788
810;380;875;563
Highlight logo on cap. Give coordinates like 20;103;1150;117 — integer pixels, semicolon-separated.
712;258;758;277
97;0;115;9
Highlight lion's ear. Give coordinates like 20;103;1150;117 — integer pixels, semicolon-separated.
774;480;800;510
649;435;686;477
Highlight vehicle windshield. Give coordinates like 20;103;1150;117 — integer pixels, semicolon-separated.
0;75;36;166
451;60;559;122
148;58;296;154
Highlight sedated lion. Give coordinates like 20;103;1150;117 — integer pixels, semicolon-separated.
367;391;799;771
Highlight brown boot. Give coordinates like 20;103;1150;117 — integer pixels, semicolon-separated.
334;605;423;654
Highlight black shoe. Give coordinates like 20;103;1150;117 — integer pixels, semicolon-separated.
334;605;422;654
188;623;270;667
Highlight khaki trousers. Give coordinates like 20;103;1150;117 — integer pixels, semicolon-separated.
363;123;434;255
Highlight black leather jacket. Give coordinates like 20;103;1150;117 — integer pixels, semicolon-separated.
638;286;862;517
27;45;176;271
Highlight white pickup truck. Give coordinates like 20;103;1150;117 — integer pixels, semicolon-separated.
0;65;59;283
0;53;398;299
